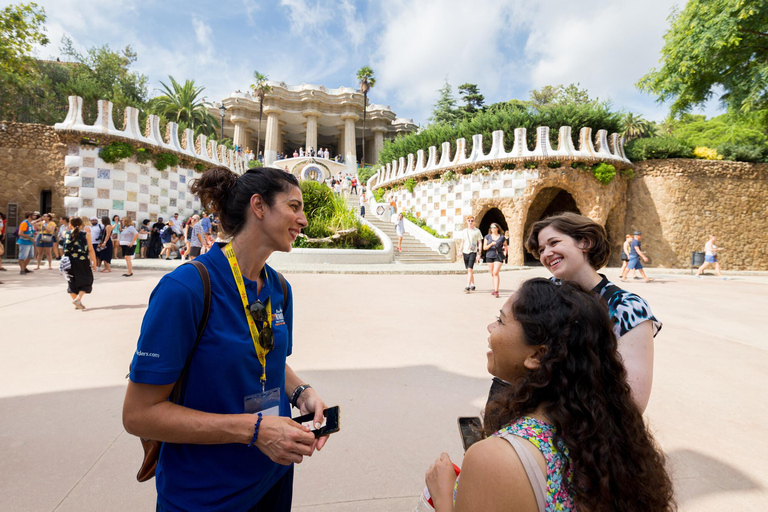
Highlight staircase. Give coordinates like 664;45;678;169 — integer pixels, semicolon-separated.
364;215;453;264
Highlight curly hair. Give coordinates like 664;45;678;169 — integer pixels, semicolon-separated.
525;212;611;269
484;278;675;512
189;166;299;237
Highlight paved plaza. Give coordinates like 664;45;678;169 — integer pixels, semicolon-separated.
1;263;767;511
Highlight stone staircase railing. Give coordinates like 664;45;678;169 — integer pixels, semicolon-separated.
54;96;246;174
368;126;630;191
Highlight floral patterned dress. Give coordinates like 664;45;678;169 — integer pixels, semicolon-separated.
62;230;93;294
454;416;576;511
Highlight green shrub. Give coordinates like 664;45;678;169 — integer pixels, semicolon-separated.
461;167;473;174
501;162;517;170
248;159;263;168
441;170;457;183
373;188;385;202
524;161;538;169
717;143;768;163
591;163;616;184
99;142;134;163
155;152;179;171
136;147;153;164
672;114;766;148
404;178;416;193
194;163;205;172
303;215;332;239
624;136;693;161
300;180;335;219
403;211;450;238
571;161;588;170
357;166;377;185
620;167;636;179
355;224;382;249
547;160;562;168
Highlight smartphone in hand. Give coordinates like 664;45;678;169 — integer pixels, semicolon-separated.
292;406;340;438
458;417;484;452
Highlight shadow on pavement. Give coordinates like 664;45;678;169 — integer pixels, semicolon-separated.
83;304;148;312
668;448;762;505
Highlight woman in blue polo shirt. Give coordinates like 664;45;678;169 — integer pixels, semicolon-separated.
123;166;329;512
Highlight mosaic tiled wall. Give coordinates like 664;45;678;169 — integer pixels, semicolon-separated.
62;146;201;222
387;170;538;236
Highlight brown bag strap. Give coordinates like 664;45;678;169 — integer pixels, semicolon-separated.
276;270;289;311
169;260;211;404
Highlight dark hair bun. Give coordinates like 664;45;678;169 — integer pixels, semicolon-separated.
189;166;239;214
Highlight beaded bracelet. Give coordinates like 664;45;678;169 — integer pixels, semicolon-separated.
247;413;263;448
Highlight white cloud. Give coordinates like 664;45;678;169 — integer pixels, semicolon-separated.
371;0;517;122
242;0;260;26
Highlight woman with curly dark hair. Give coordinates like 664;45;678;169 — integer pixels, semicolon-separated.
424;278;674;512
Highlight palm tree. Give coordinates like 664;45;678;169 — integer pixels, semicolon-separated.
621;112;653;141
250;71;271;158
357;66;376;167
150;76;219;138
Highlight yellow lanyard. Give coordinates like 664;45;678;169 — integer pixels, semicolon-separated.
223;242;272;389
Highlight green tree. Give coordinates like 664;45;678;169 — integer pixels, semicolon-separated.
458;83;485;118
638;0;768;116
250;71;271;158
672;113;767;147
0;2;49;120
621;112;654;141
59;36;148;125
530;83;596;108
149;76;219;138
357;65;376;166
429;79;459;125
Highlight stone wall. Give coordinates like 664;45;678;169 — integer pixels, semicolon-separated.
0;121;68;224
626;159;768;270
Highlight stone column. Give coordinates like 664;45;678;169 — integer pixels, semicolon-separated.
232;118;248;150
277;122;285;156
303;111;320;155
263;106;282;166
372;127;386;165
341;112;359;173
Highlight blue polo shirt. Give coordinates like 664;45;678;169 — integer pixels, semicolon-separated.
129;243;293;511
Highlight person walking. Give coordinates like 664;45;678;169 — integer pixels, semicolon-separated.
119;216;139;277
621;231;652;283
123;166;330;511
526;213;661;412
160;221;176;260
395;213;405;252
620;233;635;278
0;211;6;272
695;234;726;279
458;216;483;293
62;217;97;310
359;193;366;218
97;216;114;273
111;214;122;259
16;212;37;275
483;223;507;297
35;213;56;270
188;215;204;260
138;219;150;258
55;216;69;260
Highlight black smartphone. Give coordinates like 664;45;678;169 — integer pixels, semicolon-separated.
292;406;340;438
458;417;484;452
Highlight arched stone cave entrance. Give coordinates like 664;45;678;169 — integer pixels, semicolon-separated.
523;188;581;264
478;207;509;237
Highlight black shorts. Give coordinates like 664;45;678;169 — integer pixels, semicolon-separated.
190;246;202;257
621;253;629;261
121;245;136;257
486;255;504;264
463;252;478;269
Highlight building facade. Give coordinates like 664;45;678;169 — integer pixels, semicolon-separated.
215;82;417;171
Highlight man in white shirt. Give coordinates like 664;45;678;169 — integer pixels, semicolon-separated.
458;216;483;293
170;213;183;235
696;234;726;279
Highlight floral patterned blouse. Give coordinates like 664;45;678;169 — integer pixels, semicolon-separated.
454;416;576;511
62;230;89;261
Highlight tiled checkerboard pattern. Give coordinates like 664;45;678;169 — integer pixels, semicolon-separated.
63;147;201;222
387;170;538;236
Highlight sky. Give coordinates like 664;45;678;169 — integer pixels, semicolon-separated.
9;0;724;125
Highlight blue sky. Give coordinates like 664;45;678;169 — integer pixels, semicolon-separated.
11;0;724;125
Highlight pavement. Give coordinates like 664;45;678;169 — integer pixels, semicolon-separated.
0;262;767;511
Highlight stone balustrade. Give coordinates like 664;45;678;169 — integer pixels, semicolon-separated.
54;96;246;174
368;126;629;190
